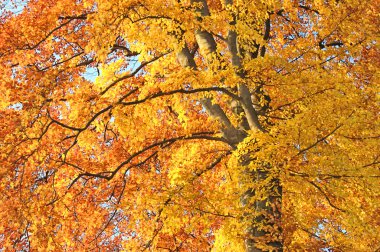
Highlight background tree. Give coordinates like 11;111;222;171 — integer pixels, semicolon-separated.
0;0;379;251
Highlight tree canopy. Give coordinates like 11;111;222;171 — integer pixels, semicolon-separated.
0;0;379;251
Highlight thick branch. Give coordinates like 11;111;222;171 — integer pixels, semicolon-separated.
195;30;218;59
177;45;197;69
226;12;241;68
200;98;233;128
239;84;265;132
259;18;271;57
201;98;245;145
191;0;218;60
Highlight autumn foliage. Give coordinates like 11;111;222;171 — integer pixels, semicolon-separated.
0;0;379;251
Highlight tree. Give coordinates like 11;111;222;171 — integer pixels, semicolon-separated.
0;0;379;250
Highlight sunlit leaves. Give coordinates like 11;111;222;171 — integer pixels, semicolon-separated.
0;0;379;251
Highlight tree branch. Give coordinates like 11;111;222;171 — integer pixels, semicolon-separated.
308;180;346;212
297;124;342;156
177;44;197;69
238;84;265;132
68;133;229;188
191;0;217;61
120;87;240;106
100;51;171;96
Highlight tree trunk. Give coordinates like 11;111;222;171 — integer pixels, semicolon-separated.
178;1;283;250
